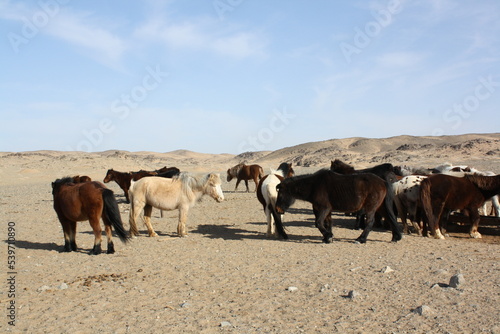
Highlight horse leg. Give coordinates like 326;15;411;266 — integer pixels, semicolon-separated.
60;218;77;252
244;180;249;192
89;216;103;255
143;204;158;237
468;209;482;238
101;216;115;254
128;200;142;237
265;204;275;237
355;211;376;244
394;196;408;234
315;208;333;243
253;177;259;192
431;204;446;239
177;206;189;237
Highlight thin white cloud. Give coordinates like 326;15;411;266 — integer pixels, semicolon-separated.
377;52;426;67
47;10;128;64
134;15;268;59
0;1;127;67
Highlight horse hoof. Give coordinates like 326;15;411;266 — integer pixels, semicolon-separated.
354;239;366;244
149;232;158;237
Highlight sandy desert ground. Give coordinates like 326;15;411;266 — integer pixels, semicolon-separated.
1;133;499;333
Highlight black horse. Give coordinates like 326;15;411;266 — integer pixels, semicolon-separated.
275;169;402;244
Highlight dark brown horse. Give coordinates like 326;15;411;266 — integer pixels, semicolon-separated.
420;173;500;239
275;169;402;243
52;177;129;254
330;159;398;229
227;163;264;192
103;169;157;202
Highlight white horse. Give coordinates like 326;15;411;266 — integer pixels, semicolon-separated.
128;173;224;237
393;175;427;235
256;163;294;238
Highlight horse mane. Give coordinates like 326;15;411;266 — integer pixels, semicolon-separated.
270;168;284;178
177;172;215;201
228;163;244;176
51;176;76;194
465;174;500;191
331;160;355;174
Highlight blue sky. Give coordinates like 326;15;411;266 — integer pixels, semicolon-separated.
1;0;499;154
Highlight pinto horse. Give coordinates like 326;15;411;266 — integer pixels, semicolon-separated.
420;173;500;239
129;173;224;237
227;163;264;192
52;177;129;254
256;163;294;238
275;169;402;243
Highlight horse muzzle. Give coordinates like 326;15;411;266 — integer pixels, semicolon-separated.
275;206;285;214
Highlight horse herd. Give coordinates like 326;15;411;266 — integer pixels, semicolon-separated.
51;160;500;254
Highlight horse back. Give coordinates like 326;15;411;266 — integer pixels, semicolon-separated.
257;174;284;208
131;176;183;210
425;174;486;209
323;173;386;212
54;181;107;221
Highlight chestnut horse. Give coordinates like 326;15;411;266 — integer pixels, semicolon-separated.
420;173;500;239
227;163;264;192
52;177;129;254
256;163;294;238
275;169;402;244
128;173;224;237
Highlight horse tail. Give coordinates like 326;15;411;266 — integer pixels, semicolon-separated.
383;178;402;241
419;178;435;234
270;203;288;240
102;189;130;243
258;166;264;180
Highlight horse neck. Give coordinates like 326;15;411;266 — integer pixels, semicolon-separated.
468;175;500;198
286;175;314;202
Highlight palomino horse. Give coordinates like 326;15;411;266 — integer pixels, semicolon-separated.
128;173;224;237
52;177;129;254
420;173;500;239
256;163;294;238
227;163;264;192
275;169;402;244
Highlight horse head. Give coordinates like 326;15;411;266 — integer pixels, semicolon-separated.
275;181;295;214
103;169;115;183
207;173;224;202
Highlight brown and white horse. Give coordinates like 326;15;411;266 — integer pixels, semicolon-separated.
256;163;294;238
